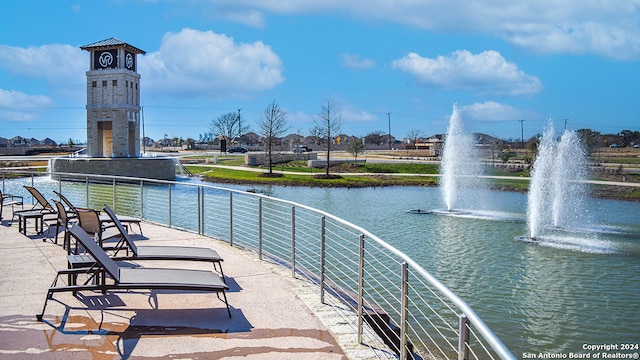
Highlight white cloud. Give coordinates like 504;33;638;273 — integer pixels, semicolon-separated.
0;44;85;89
0;88;54;122
459;101;540;122
207;0;640;60
340;106;378;123
287;110;314;128
506;21;640;60
391;50;542;97
340;53;376;69
140;28;284;98
224;10;266;28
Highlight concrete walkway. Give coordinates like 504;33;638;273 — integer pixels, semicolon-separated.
0;209;382;359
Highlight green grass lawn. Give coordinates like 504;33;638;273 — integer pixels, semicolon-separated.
183;158;639;200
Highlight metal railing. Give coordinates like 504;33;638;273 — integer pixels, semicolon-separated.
1;170;515;360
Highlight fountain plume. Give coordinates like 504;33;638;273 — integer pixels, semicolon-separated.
526;124;589;239
440;104;485;211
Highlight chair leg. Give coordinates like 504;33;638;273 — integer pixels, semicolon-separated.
217;291;231;318
214;262;226;284
55;223;60;244
36;290;53;322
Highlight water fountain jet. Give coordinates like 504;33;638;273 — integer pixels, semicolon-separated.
518;124;590;243
439;104;485;212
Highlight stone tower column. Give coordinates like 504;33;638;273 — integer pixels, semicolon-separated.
81;38;145;158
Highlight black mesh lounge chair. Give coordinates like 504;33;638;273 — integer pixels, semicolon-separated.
37;224;230;321
102;205;225;280
73;208;128;255
54;190;143;234
13;186;56;217
12;186;57;233
48;200;72;245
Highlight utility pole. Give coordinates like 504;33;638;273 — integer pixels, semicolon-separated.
564;118;568;132
519;119;525;149
386;112;392;150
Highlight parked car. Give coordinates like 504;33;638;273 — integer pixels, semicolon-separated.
293;145;312;153
634;144;639;148
609;143;620;148
227;146;248;153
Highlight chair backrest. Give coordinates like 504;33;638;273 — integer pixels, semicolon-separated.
76;208;102;236
53;200;67;224
53;191;78;214
69;224;120;282
23;186;54;212
103;204;138;254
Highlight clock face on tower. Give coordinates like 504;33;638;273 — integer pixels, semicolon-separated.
125;51;135;71
94;49;118;69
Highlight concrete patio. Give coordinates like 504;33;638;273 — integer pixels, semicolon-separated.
0;208;383;359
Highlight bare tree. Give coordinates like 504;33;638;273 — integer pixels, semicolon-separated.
314;100;342;177
308;125;324;147
257;101;289;175
405;129;423;145
365;130;385;145
209;112;239;145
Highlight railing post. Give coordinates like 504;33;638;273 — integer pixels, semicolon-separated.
401;262;409;360
258;197;263;260
357;233;365;344
198;186;202;235
168;183;172;227
291;205;296;278
229;192;233;246
320;216;326;304
139;180;144;220
112;177;116;211
85;177;89;207
458;314;470;360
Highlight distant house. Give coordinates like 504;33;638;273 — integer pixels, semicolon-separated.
281;133;306;148
410;134;445;156
241;132;261;147
41;138;57;146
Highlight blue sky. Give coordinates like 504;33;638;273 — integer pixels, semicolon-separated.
1;0;639;144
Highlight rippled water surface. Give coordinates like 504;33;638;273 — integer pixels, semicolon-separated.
246;185;640;356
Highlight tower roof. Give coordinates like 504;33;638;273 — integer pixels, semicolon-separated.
80;37;146;54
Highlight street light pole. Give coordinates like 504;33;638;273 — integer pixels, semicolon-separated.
387;112;392;150
519;119;525;149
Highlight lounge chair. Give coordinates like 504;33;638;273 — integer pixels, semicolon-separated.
12;186;57;234
47;200;72;245
20;186;56;215
102;205;225;280
52;190;80;220
73;208;121;254
54;190;143;234
37;224;231;321
1;190;23;221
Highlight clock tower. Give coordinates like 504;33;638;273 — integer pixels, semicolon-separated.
51;37;175;180
80;38;145;157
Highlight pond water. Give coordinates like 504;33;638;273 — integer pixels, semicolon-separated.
223;182;640;357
